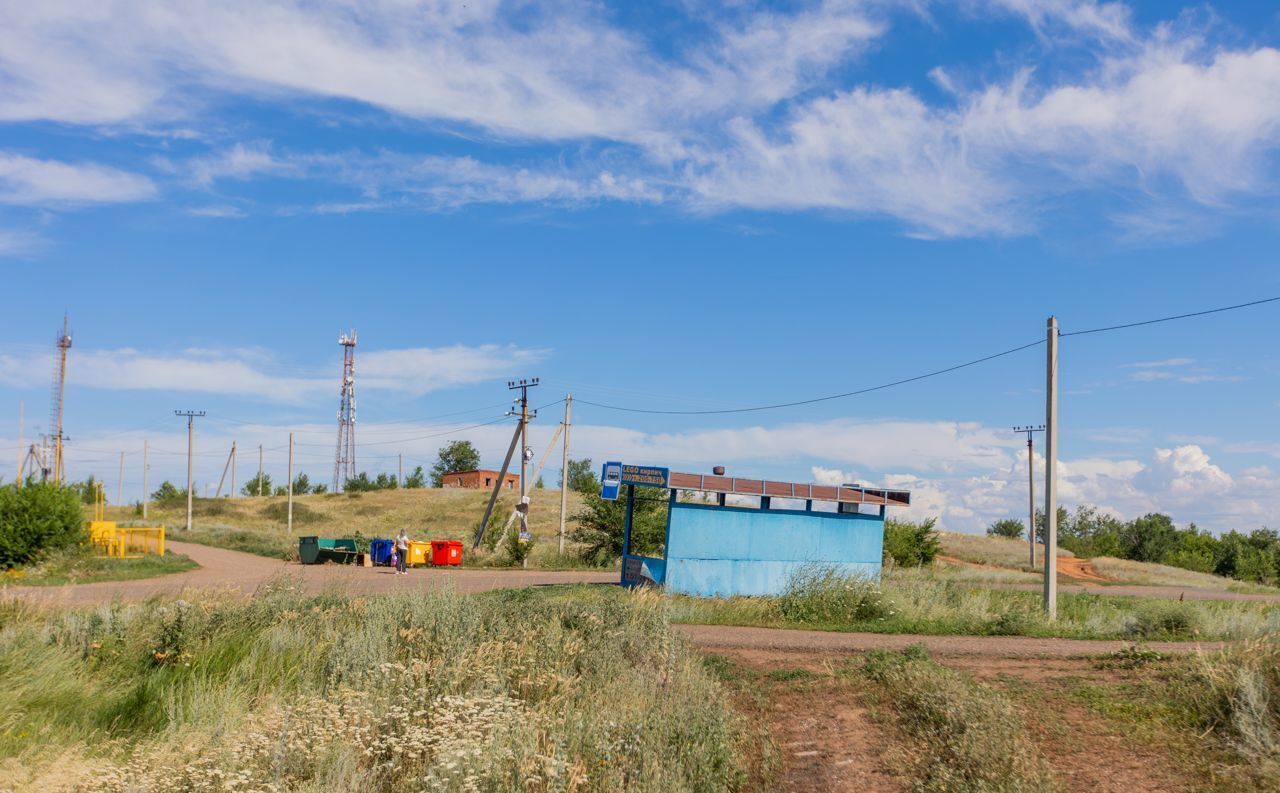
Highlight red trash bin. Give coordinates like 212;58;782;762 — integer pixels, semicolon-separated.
429;540;451;566
446;540;464;566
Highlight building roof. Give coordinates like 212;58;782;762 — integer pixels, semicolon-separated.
446;469;518;477
667;471;910;507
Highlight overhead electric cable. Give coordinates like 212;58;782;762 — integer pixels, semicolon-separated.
577;339;1046;415
1061;295;1280;337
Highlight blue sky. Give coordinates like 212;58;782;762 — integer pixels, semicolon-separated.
2;0;1280;532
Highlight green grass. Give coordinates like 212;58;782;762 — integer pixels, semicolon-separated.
1;547;197;587
0;582;743;792
513;571;1280;641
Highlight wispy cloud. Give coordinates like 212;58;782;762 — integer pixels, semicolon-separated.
0;153;156;206
0;343;548;402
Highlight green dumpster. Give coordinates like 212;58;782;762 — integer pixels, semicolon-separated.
299;536;359;564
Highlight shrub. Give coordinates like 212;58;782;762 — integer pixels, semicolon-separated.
778;566;890;623
0;482;85;568
1128;602;1199;638
1178;640;1280;785
986;518;1026;539
884;517;941;567
259;500;322;524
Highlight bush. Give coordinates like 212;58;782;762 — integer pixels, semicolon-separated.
1128;602;1199;638
0;482;85;567
884;517;941;567
778;566;890;623
1178;640;1280;786
986;518;1025;539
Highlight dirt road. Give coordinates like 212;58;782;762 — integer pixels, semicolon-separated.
2;541;616;605
8;541;1277;606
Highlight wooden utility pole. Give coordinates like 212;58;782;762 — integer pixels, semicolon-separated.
1043;317;1059;619
15;401;22;489
287;432;294;534
508;378;539;535
474;419;525;549
559;394;572;555
230;442;236;499
142;440;149;519
258;444;264;497
175;410;205;532
117;451;124;505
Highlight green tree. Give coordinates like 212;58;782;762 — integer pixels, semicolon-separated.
0;481;85;567
569;485;668;565
986;518;1025;539
430;441;481;487
151;480;186;505
273;485;288;497
292;472;311;495
883;517;941;567
1120;513;1178;563
343;472;374;492
311;482;328;494
563;458;599;494
373;472;398;490
241;472;272;498
535;475;545;489
74;475;103;505
403;465;426;489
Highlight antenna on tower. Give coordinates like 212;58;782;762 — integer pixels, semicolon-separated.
51;314;72;484
332;330;357;492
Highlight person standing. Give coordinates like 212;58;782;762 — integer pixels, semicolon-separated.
395;529;410;575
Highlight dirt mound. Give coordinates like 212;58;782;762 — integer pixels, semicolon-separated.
1057;557;1110;583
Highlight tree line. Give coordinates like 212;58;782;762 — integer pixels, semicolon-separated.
988;505;1280;585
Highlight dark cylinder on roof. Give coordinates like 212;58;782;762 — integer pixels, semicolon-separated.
712;466;725;476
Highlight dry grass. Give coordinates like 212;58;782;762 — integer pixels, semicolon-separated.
0;582;743;793
1089;557;1280;593
101;487;589;566
938;531;1073;572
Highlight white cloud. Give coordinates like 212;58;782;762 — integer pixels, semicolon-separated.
0;343;547;402
1121;357;1194;368
0;153;156;206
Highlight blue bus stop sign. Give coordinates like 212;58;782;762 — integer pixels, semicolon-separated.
600;461;622;501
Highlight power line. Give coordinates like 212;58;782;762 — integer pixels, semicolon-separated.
576;339;1046;416
1061;295;1280;337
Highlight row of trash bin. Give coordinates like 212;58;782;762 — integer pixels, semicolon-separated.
299;537;464;567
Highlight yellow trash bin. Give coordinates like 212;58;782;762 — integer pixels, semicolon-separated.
406;541;431;567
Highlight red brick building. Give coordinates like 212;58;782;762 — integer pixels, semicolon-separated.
441;469;520;490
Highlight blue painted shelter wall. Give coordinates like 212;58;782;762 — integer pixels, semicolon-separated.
662;502;884;597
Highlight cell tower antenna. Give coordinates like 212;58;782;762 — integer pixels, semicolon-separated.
332;330;357;492
51;314;72;484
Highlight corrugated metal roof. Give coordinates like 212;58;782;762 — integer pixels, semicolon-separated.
666;471;910;507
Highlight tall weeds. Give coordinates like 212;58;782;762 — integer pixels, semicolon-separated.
0;581;741;792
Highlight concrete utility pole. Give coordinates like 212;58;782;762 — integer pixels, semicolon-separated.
117;451;124;506
1014;425;1045;567
215;442;236;498
258;445;264;497
508;378;539;535
142;440;149;519
559;394;572;556
231;442;236;499
16;401;22;489
175;410;205;532
287;432;294;534
1043;317;1059;619
398;453;403;488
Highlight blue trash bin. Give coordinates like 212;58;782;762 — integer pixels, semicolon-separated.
370;538;394;566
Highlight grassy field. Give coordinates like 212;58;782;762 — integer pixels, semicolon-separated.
101;487;591;567
511;574;1280;642
1;548;197;587
0;582;743;793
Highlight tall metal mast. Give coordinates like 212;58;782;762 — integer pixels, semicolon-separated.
51;314;71;484
332;330;357;492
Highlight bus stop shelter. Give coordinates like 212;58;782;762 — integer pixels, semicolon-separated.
608;464;912;597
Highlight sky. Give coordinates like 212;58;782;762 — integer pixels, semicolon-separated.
2;0;1280;533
